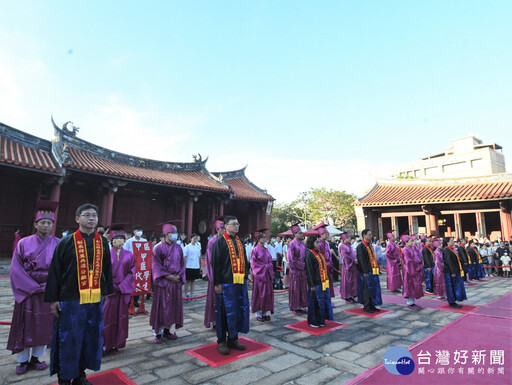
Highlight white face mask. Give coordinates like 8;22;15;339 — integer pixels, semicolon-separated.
62;231;68;237
135;231;143;237
170;233;178;242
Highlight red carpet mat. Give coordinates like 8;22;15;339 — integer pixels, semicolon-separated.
343;308;393;318
465;283;478;286
51;369;136;385
437;303;479;314
382;294;443;309
473;292;512;319
284;320;349;335
185;337;273;367
346;293;512;385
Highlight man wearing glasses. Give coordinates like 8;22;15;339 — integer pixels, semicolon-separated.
45;203;113;385
212;216;250;355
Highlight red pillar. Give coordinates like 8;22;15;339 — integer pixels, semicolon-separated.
454;213;463;240
219;201;224;217
187;198;194;237
180;202;186;228
50;183;61;235
500;210;512;241
408;216;413;235
104;189;114;226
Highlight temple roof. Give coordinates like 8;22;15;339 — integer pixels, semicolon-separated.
355;175;512;207
212;167;274;201
0;123;60;174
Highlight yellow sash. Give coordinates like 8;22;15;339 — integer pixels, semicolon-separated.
363;241;380;275
310;249;329;291
74;231;103;304
223;233;246;284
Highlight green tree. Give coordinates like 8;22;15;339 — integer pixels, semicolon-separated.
270;202;305;235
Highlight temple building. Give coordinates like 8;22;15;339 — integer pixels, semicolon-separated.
355;137;512;242
0;120;273;258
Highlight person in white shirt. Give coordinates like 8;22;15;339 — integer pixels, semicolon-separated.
184;234;202;298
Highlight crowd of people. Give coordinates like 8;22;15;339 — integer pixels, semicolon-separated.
6;201;511;384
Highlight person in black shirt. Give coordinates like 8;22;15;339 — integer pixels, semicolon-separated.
442;237;467;308
45;204;113;385
422;237;435;293
212;216;250;355
456;238;470;283
356;229;383;314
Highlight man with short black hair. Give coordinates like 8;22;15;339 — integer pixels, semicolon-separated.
212;216;250;355
45;203;113;385
356;229;383;313
457;238;470;283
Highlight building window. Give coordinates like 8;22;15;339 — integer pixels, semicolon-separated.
425;166;439;176
414;169;421;177
442;161;466;173
471;158;483;168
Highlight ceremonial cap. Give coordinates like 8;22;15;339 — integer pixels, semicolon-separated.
109;223;128;239
215;216;225;230
420;235;426;241
386;232;394;240
313;222;329;235
253;228;268;241
411;235;417;240
401;234;411;243
34;200;58;222
158;220;181;235
290;222;302;234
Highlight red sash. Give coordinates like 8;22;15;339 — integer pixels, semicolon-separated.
223;233;245;284
363;241;380;275
74;230;103;304
447;246;464;277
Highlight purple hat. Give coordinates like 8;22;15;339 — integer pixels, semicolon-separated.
290;222;301;234
400;234;411;243
215;215;225;230
341;233;350;241
253;228;268;241
109;223;127;239
158;220;181;235
386;232;395;240
34;200;58;222
420;235;426;241
411;235;418;240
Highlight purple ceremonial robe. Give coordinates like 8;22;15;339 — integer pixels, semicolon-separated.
204;235;217;327
251;244;274;314
339;243;358;298
7;233;59;353
287;238;308;310
433;249;446;298
103;248;135;351
318;239;335;297
385;241;403;292
149;241;185;333
402;246;424;299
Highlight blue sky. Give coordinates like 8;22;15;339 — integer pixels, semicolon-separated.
1;1;510;202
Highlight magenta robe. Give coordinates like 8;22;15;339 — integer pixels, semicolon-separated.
339;243;358;298
149;241;185;333
318;239;335;298
385;241;403;292
251;244;274;314
433;249;446;298
7;233;59;353
402;246;424;299
103;248;135;351
204;235;217;327
287;238;308;310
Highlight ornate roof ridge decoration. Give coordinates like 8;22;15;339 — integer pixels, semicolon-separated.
212;166;274;201
52;118;207;173
0;122;53;153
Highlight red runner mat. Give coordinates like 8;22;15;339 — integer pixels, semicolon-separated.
284;320;349;335
51;369;135;385
473;292;512;319
343;307;393;318
185;337;273;367
346;311;511;384
437;303;479;314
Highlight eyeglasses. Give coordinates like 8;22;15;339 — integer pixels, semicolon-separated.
80;214;98;218
227;222;240;226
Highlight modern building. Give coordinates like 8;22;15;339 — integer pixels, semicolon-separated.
356;137;511;242
0;120;273;258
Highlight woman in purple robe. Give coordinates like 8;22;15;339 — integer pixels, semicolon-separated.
339;233;358;303
251;229;274;321
103;226;135;353
402;235;424;309
204;219;225;328
150;222;186;343
7;201;60;375
287;224;308;315
433;240;446;299
384;233;402;293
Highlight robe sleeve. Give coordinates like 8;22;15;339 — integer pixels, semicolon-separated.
10;240;43;303
152;244;167;282
118;250;135;295
178;246;186;284
44;238;66;303
288;242;305;270
251;247;266;280
305;251;317;287
356;243;370;274
443;248;458;275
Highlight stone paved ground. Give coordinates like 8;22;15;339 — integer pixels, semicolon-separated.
0;261;510;385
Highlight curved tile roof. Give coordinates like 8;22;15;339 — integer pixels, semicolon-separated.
0;136;60;173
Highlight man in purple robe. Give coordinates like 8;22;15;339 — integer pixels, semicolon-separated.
339;233;358;303
316;223;335;301
287;223;308;315
150;221;185;343
7;201;60;375
402;235;424;309
204;218;225;328
103;225;135;353
251;229;274;322
385;232;403;293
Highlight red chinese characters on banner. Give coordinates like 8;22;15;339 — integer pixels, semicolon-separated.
132;241;153;295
